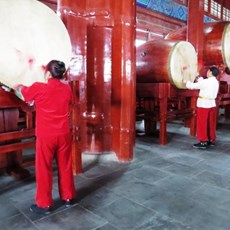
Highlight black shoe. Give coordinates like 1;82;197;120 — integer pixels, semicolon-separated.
64;199;74;207
193;142;207;149
207;140;215;147
30;204;51;215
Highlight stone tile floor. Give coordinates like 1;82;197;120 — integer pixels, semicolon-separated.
1;118;230;229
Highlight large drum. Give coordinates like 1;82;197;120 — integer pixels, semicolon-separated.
136;40;198;89
165;21;230;68
0;0;72;89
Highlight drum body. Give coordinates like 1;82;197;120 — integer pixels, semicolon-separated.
136;40;198;89
165;21;230;68
0;0;72;89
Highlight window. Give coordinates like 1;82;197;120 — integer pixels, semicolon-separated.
204;0;209;12
204;0;230;21
223;7;230;21
210;0;221;18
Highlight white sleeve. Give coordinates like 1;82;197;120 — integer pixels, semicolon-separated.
186;78;204;90
186;80;192;89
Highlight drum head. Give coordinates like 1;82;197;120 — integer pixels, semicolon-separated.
0;0;72;88
169;41;198;89
223;23;230;68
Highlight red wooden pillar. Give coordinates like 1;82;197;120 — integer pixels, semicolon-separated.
187;0;204;69
111;0;136;161
187;0;204;137
158;84;169;145
58;0;136;172
85;25;112;153
189;95;198;136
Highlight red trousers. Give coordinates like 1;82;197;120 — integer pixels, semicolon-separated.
196;107;217;142
35;133;75;207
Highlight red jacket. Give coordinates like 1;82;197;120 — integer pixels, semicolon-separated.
21;78;72;137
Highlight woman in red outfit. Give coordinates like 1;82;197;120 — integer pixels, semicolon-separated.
16;60;76;214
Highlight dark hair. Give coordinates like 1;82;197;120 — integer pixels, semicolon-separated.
45;60;66;79
209;66;220;77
